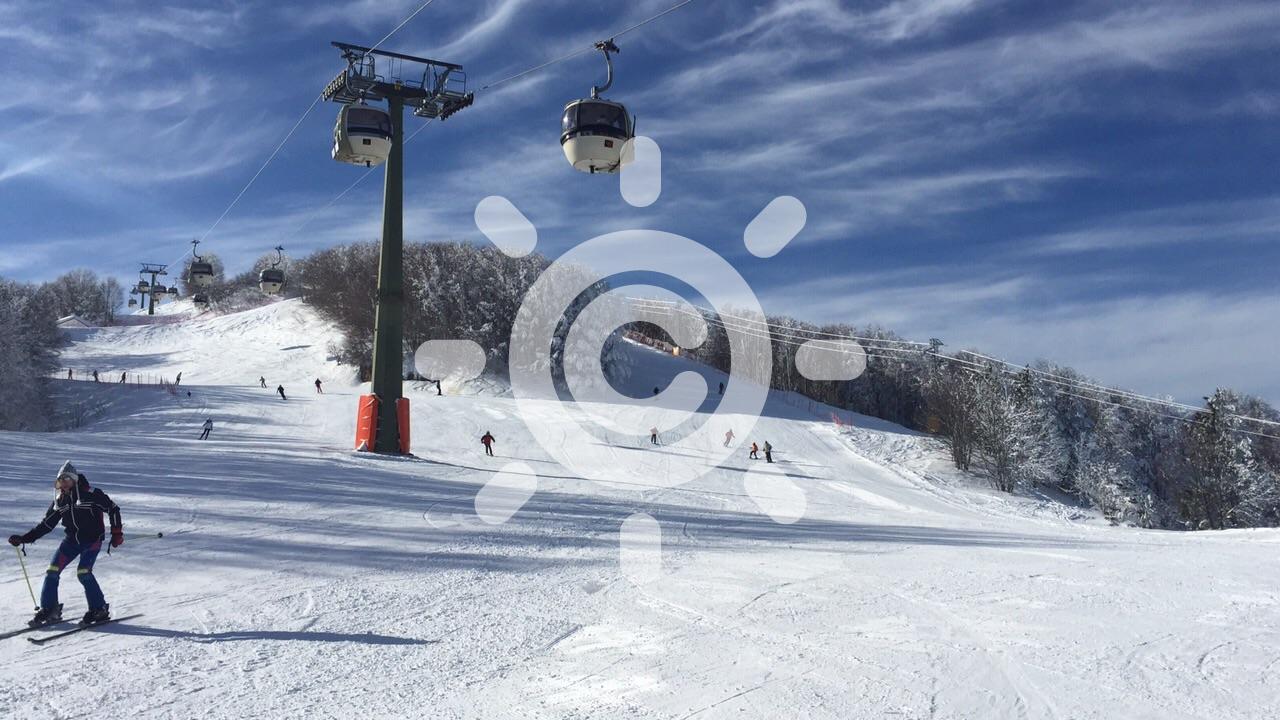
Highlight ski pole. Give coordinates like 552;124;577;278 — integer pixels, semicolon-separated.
107;530;166;550
14;545;37;611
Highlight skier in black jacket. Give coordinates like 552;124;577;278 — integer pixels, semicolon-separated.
7;461;123;627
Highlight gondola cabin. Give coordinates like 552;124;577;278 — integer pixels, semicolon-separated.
259;268;285;295
333;103;392;167
189;261;215;287
561;99;634;174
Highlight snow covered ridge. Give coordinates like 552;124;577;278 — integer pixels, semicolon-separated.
2;299;1279;718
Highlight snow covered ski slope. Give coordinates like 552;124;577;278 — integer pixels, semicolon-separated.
1;299;1278;719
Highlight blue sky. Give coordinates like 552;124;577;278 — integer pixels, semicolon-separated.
2;0;1279;405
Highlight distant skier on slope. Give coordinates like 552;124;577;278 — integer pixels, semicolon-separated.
763;441;773;463
119;371;126;384
650;427;660;445
175;372;182;387
259;376;266;389
723;429;735;447
749;442;759;460
480;431;496;457
314;378;323;394
199;418;213;440
277;385;287;401
66;368;72;380
92;370;99;383
7;461;123;627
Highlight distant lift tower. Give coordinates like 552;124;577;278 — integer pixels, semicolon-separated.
136;263;169;316
322;41;474;454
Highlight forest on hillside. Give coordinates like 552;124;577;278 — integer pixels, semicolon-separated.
628;310;1280;531
4;245;1278;531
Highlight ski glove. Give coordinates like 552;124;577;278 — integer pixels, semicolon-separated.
110;527;124;548
7;535;22;547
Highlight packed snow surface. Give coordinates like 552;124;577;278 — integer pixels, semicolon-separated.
1;299;1277;719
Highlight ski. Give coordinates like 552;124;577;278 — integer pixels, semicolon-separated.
26;614;142;645
0;621;67;641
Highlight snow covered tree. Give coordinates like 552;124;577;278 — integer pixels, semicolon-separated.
922;357;981;472
968;364;1056;493
42;269;123;325
1174;390;1268;529
0;278;60;430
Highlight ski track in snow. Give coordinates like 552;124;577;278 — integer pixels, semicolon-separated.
1;299;1278;719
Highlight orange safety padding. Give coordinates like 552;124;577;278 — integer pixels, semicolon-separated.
396;398;411;454
355;394;380;451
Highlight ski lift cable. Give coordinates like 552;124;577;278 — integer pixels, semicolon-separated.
964;350;1280;428
630;297;928;347
364;0;439;57
658;298;1277;428
962;350;1203;412
645;300;930;347
647;300;931;347
197;93;325;246
670;306;1280;438
479;0;700;91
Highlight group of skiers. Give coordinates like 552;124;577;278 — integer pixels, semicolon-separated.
71;368;184;386
729;430;774;462
255;377;324;400
7;461;123;627
483;427;774;463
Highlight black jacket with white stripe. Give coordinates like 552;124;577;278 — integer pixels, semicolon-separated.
20;475;122;545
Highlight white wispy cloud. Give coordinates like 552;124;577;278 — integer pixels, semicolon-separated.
1022;197;1280;255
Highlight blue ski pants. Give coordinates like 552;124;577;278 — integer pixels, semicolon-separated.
42;538;106;610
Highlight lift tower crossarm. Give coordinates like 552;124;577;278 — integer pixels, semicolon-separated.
323;41;473;121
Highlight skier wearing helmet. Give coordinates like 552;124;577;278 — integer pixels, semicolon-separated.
7;461;123;627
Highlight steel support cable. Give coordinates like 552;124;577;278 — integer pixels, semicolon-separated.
647;298;1278;429
963;350;1280;429
639;300;929;348
478;0;700;91
663;306;1280;441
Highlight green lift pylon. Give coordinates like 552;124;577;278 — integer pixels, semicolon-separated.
323;41;474;454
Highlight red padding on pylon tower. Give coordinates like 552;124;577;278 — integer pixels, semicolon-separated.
355;394;380;451
396;398;411;455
